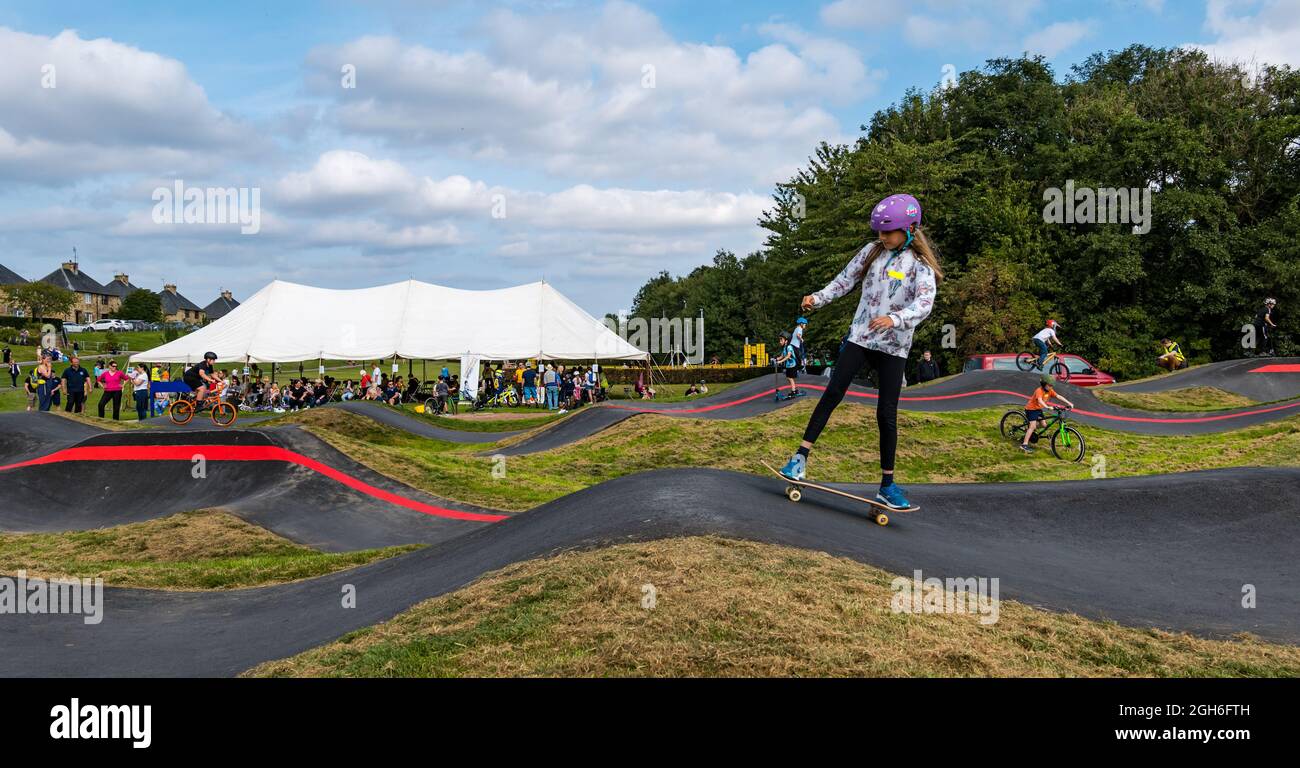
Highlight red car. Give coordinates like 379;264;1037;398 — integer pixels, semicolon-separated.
963;353;1116;386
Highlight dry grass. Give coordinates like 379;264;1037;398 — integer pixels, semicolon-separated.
246;536;1300;678
0;510;418;589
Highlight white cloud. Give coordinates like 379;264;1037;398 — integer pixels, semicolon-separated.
1187;0;1300;69
1023;20;1096;59
0;27;264;183
305;3;874;186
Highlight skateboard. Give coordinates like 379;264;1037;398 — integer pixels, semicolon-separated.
774;389;807;402
761;461;918;526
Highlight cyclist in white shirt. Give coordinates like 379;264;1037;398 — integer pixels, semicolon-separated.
1032;319;1062;370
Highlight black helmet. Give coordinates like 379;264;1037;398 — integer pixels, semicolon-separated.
204;351;218;360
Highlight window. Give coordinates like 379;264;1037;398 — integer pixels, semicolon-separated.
991;358;1019;370
84;293;91;305
1062;356;1092;373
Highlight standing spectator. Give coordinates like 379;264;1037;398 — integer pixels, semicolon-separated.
916;350;940;383
7;358;18;388
2;344;10;364
24;371;37;410
35;354;56;411
447;374;460;414
434;376;449;414
60;356;91;413
371;362;382;388
97;360;127;420
522;363;537;405
130;363;151;421
543;364;559;410
440;364;450;381
1255;298;1278;356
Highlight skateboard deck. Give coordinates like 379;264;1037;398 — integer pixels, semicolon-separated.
761;461;918;526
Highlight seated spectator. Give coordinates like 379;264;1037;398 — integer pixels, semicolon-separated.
266;382;284;412
287;378;309;410
404;376;421;403
382;379;402;406
341;380;356;401
312;378;329;406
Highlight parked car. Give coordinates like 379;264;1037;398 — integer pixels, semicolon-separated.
963;353;1116;386
63;323;88;333
89;319;130;332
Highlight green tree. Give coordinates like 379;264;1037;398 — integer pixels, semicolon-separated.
2;282;77;323
112;289;163;322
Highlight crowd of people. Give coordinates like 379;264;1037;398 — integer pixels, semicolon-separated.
476;361;608;411
4;344;627;421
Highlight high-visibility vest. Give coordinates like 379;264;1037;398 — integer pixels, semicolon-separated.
1163;341;1184;361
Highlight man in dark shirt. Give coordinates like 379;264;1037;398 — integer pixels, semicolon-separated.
60;356;91;413
916;350;941;383
2;345;10;364
1255;298;1277;356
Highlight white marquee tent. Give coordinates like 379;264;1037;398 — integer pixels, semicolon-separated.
131;279;648;367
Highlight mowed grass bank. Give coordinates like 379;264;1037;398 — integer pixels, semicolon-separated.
246;536;1300;678
0;510;419;589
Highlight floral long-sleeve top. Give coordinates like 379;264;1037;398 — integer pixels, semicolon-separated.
808;242;937;359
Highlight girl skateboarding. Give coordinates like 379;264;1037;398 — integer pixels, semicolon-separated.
778;193;941;510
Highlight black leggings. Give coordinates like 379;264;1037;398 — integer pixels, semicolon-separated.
802;341;906;471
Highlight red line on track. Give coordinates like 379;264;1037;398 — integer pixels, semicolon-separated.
1250;364;1300;373
0;445;506;523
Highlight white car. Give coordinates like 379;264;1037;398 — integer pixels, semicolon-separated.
63;323;88;333
89;319;129;332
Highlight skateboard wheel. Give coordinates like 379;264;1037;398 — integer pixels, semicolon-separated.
786;487;802;502
874;513;889;526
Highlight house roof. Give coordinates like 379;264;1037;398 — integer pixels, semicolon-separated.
38;266;111;295
203;294;240;320
0;263;28;286
103;277;144;298
160;288;204;314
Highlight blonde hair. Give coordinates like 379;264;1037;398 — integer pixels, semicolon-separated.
867;225;943;283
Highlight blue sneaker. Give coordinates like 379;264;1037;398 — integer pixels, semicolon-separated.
876;482;912;510
779;453;806;481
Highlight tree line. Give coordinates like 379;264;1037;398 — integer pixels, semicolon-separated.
627;46;1300;379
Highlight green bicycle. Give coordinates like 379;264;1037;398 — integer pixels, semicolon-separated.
999;405;1086;462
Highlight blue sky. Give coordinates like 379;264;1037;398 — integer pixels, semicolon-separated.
0;0;1294;315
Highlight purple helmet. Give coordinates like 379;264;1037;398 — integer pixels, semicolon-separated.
871;194;922;232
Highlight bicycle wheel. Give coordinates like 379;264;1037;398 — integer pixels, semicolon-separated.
211;401;238;427
1016;352;1037;372
505;389;519;407
999;410;1028;441
1049;361;1070;382
169;399;194;425
1051;426;1086;463
423;397;440;415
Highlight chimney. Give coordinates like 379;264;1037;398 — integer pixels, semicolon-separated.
62;261;78;274
221;289;233;301
164;284;177;293
114;273;129;284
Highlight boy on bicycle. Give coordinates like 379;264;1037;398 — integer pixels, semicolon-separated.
1032;319;1062;370
1021;374;1074;453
